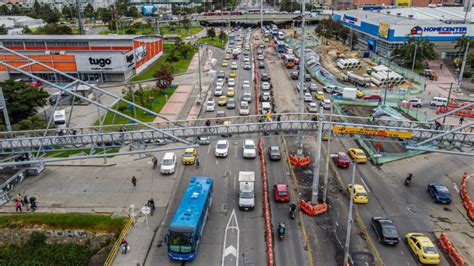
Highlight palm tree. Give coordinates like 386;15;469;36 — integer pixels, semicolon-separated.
455;35;470;59
394;37;437;69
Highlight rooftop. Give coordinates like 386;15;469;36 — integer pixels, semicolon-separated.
0;35;160;41
336;7;474;25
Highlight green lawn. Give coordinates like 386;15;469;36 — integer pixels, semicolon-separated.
160;26;203;38
43;148;120;158
197;36;228;49
131;43;197;81
97;86;176;126
99;26;155;35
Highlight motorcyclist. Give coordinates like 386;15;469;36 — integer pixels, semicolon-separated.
278;222;286;236
289;202;297;213
405;173;413;184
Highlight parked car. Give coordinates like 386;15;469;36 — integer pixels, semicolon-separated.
371;217;400;245
401;98;423;108
363;95;382;101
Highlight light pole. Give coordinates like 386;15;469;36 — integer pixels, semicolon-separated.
383;54;400;106
458;41;470;88
260;0;263;30
311;106;323;204
411;42;418;72
322;102;333;203
297;0;307;147
343;163;357;265
197;44;203;103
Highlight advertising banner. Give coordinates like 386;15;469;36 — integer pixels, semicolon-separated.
393;24;471;37
75;54;130;72
342;14;361;27
396;0;411;7
378;22;390;39
143;5;157;16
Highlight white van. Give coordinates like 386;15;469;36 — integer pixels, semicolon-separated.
430;97;448;107
160;152;176;174
261;102;272;114
53;110;66;128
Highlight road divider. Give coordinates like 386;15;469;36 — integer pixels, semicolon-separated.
438;233;465;266
258;137;274;266
460;173;474;221
299;200;328;216
288;154;312;167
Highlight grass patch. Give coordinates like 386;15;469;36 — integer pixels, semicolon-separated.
0;213;125;232
197;36;227;49
42;148;120;158
160;26;203;38
96;86;176;126
131;43;197;81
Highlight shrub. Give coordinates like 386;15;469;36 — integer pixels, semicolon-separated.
463;71;473;78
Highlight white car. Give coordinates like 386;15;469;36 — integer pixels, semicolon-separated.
304;92;313;102
160;152;176;174
216;78;225;87
206;99;216;112
307;102;318;113
242;139;257;159
228;78;236;86
321;99;332;110
215;139;230;157
309;83;318;92
231;62;238;70
257;54;264;60
244;56;251;63
261;82;270;90
240;101;250;115
401;98;423;108
242;80;251;90
214;86;223;96
244;64;251;70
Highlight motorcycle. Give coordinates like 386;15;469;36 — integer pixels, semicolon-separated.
404;173;413;186
289;204;297;219
277;223;285;240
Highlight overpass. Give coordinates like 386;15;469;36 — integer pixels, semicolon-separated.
193;14;329;23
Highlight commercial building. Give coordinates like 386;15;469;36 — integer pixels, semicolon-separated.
0;16;45;35
333;7;474;58
0;35;163;82
329;0;460;9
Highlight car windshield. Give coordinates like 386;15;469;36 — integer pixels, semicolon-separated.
271;147;279;152
356;192;367;197
356;152;365;157
207;102;213;106
162;159;174;166
381;225;398;237
278;191;288;196
436;186;450;195
244;144;255;149
240;191;254;198
217;143;227;149
423;246;437;254
168;231;193;254
184;152;194;157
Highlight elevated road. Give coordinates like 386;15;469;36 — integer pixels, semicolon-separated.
195;14;329;23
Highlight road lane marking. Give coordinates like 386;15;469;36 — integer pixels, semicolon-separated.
222;209;239;266
453;182;459;193
360;177;371;193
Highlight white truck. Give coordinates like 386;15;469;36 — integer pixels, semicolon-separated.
239;171;255;210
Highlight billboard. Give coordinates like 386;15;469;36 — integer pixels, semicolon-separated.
378;22;390;39
393;25;471;37
75;54;131;72
143;5;157;16
342;14;361;27
396;0;411;7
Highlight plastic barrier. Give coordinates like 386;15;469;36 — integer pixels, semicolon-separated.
299;200;328;216
460;173;474;221
438;233;465;266
437;107;474;118
288;155;312;167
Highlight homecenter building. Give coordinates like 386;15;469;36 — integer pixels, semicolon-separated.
333;7;474;58
0;35;163;82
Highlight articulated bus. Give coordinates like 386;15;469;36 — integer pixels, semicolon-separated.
276;41;287;53
166;177;214;261
282;54;295;68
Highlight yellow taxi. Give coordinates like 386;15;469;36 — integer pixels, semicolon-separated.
315;91;325;100
229;71;237;78
182;148;197;165
322;133;330;141
222;60;229;67
356;89;364;98
227;87;235;97
224;53;231;60
347;184;368;204
348;148;367;163
405;233;440;265
218;96;228;106
264;37;270;42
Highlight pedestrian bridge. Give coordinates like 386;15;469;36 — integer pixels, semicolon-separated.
194;14;328;23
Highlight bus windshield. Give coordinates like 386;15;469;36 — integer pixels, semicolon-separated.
168;231;194;254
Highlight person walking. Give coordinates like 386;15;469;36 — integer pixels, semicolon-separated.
152;156;158;169
147;198;155;216
23;195;29;211
459;116;465;125
435;120;442;130
29;196;37;212
120;239;129;254
196;157;200;168
131;176;137;187
15;200;22;212
265;111;271;122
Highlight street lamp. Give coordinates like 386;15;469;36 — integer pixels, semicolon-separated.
343;162;357;265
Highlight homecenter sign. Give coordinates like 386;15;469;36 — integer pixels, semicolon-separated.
393;24;471;38
421;26;467;35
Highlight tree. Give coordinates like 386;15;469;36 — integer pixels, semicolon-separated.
0;24;7;35
84;3;95;21
100;8;113;24
455;35;471;67
22;25;32;34
126;6;140;18
207;27;216;38
394;37;438;69
154;67;174;91
35;24;73;35
219;30;226;42
33;0;41;14
0;79;49;125
182;17;191;31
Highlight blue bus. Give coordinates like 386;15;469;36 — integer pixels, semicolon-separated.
276;41;286;53
166;177;213;261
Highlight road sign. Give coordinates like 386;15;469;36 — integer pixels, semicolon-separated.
332;126;413;139
141;206;151;215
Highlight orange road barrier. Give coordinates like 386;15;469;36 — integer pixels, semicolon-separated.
259;137;274;266
288;155;312;167
459;173;474;221
299;200;328;216
438;233;465;266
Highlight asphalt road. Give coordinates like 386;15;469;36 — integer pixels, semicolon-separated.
146;29;266;266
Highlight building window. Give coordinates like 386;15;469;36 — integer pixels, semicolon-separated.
3;41;23;46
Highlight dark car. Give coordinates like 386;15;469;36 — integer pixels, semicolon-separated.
332;152;351;168
363;95;382;101
371;217;400;245
268;146;281;161
261;73;270;81
217;70;226;79
259;61;265;69
197;135;211;145
427;183;452;204
304;74;311;82
226;98;236;109
291;72;298;80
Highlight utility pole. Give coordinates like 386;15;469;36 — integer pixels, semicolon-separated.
343;163;357;265
0;86;12;132
458;41;470;87
443;83;454;124
322;103;333;203
260;0;263;30
197;44;203;103
75;0;84;35
464;0;472;24
311;106;323;204
297;0;306;146
411;42;418;72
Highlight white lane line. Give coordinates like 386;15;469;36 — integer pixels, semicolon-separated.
453;182;459;194
360;177;371;193
221;209;239;266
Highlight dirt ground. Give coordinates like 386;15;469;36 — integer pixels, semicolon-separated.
314;39;417;91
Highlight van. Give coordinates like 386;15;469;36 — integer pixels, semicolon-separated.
53;110;66;128
261;102;272;114
160;152;176;174
430;97;448;107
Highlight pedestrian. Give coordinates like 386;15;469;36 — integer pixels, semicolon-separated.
147;198;155;216
205;120;211;127
15;200;22;212
152;156;158;169
368;114;374;124
196;157;200;168
440;63;443;69
23;195;29;211
435;120;442;130
265;111;271;122
131;176;137;187
459;116;464;125
15;193;23;203
120;239;129;254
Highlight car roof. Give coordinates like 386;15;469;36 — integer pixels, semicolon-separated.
217;139;228;144
351;148;363;152
244;139;255;144
352;184;366;192
185;148;195;152
275;183;288;191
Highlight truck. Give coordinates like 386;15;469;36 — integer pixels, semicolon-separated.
342;87;357;99
239;171;255;210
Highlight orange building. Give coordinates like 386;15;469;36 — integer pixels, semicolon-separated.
0;35;163;83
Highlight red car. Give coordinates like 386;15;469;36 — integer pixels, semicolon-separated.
29;81;43;88
363;95;382;101
273;183;290;202
332;152;351;168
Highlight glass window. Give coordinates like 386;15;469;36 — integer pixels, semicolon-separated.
168;231;193;254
